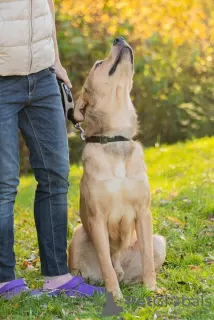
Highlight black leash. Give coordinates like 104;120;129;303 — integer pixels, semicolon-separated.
57;79;86;140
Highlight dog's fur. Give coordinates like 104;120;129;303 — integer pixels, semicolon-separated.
68;39;166;300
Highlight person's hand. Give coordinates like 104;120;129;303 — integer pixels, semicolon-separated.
55;61;72;88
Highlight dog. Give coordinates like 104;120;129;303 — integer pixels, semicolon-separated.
68;37;166;300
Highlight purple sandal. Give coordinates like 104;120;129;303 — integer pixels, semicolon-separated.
0;276;105;299
46;276;106;298
0;279;29;299
0;279;41;300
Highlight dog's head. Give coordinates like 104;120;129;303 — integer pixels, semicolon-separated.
74;37;134;123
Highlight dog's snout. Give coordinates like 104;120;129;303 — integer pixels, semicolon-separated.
113;37;125;46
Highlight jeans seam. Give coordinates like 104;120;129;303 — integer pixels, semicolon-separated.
31;74;37;96
27;75;37;98
23;108;61;275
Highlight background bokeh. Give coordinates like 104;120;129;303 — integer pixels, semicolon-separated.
20;0;214;172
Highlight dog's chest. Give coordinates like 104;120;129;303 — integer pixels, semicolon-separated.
104;161;148;248
103;161;148;196
114;162;126;178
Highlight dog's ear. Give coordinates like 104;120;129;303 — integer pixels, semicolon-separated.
74;86;94;122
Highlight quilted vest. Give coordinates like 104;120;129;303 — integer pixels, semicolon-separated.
0;0;55;76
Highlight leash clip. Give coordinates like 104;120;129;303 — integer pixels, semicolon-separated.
75;123;86;141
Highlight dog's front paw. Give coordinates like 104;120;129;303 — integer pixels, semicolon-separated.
112;289;124;302
142;274;156;291
144;283;156;291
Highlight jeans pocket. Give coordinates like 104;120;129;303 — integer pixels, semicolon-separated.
47;66;56;75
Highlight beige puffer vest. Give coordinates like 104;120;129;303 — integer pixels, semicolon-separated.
0;0;55;76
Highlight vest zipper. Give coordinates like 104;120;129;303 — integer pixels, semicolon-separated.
29;0;33;74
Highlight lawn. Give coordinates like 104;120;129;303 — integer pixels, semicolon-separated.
0;137;213;320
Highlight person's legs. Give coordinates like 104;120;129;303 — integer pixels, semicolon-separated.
0;115;18;284
18;68;70;283
0;76;28;285
0;69;104;298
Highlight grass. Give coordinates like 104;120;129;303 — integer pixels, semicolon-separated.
0;136;214;320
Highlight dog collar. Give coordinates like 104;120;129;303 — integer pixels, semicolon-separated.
85;136;130;144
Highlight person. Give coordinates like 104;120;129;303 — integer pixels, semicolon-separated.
0;0;104;299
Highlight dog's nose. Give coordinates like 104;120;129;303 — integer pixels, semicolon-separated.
113;37;125;46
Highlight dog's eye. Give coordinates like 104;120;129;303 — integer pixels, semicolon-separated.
95;61;103;68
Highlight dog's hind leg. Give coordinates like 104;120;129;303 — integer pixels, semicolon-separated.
68;225;103;282
111;251;124;282
122;235;166;284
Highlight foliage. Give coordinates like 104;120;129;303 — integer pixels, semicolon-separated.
1;137;214;319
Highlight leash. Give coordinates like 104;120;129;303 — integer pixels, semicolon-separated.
57;79;86;140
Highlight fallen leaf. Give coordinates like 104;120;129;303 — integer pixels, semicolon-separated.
155;287;167;295
23;261;35;270
23;261;32;267
167;191;178;200
168;216;184;227
189;265;201;271
32;258;40;264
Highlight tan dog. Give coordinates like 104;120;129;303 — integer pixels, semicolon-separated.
68;37;166;300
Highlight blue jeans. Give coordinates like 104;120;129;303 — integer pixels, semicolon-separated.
0;68;70;282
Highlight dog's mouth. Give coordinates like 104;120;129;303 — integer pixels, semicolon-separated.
80;106;86;116
109;46;133;76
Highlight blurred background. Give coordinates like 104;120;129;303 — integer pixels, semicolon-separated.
20;0;214;172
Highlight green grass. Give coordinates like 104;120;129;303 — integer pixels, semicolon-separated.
0;137;214;319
